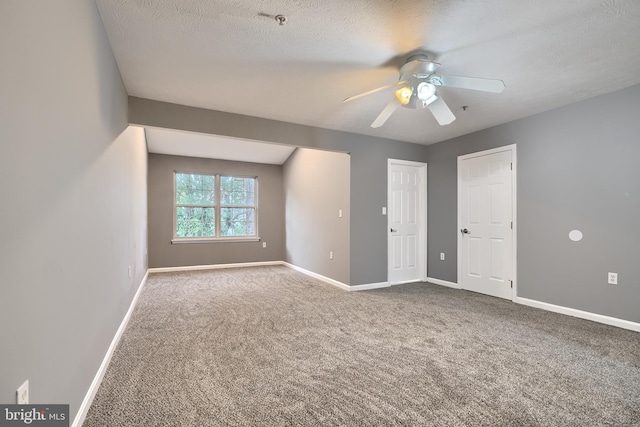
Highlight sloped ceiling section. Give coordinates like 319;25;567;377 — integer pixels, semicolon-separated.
96;0;640;145
145;127;296;165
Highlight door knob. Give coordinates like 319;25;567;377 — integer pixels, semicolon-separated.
460;228;470;235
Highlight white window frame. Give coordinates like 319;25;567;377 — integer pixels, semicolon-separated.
172;171;259;244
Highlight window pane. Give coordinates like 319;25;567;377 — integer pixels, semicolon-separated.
244;189;255;205
189;174;201;191
202;175;215;190
187;190;206;204
202;187;216;204
176;207;201;237
220;176;232;205
203;222;215;236
203;208;215;237
176;173;215;205
176;189;189;204
176;173;189;190
220;208;255;236
203;207;215;236
176;207;215;238
220;176;255;206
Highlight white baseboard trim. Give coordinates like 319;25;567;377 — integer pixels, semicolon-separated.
426;277;461;289
390;279;422;286
148;261;282;274
514;297;640;333
349;281;391;291
244;262;393;292
72;270;149;427
282;262;351;291
284;263;390;292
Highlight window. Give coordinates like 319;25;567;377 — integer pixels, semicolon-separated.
174;172;257;242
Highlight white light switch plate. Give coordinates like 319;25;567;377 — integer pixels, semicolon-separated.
17;380;28;404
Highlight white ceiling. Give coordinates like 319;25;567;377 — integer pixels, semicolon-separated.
97;0;640;145
145;127;296;165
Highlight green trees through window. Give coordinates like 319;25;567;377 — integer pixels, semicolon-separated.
220;176;256;236
175;173;257;239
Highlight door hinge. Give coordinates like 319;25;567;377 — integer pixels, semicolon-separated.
510;162;513;170
510;280;513;288
510;221;513;229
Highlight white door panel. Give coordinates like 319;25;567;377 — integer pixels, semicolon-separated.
406;234;417;268
468;237;482;277
388;160;426;285
489;238;504;280
459;149;514;299
391;235;402;269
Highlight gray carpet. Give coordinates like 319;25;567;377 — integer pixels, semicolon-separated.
83;266;640;426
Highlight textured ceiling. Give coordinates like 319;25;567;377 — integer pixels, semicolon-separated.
96;0;640;145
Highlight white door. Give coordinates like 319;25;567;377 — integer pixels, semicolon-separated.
388;160;426;285
458;147;515;300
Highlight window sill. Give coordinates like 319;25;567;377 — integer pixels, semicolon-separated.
171;237;260;244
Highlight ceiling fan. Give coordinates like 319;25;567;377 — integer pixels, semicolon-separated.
344;53;505;127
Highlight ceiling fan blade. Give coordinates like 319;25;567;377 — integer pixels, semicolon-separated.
344;80;409;103
427;96;456;125
371;99;400;128
436;75;505;93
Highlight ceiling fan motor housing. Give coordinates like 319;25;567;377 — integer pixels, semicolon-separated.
397;55;442;109
400;55;441;77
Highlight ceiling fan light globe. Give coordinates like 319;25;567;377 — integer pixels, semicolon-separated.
394;86;413;106
417;82;437;107
417;82;435;99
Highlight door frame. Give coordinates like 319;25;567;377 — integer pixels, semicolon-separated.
457;145;517;300
387;158;428;285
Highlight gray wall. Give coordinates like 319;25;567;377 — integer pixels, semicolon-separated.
0;0;148;420
129;97;430;285
283;148;351;284
148;154;285;267
426;84;640;322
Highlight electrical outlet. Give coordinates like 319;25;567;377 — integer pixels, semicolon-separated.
262;242;267;248
440;252;445;261
17;380;28;404
128;266;132;278
329;251;333;260
608;272;618;285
